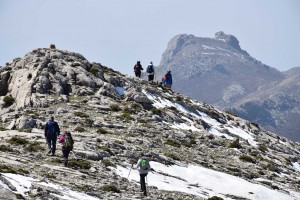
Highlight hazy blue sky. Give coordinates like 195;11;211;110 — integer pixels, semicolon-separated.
0;0;299;75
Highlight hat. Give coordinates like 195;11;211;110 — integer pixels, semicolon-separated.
150;61;153;65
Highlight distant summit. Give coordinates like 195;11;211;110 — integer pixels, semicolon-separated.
157;32;300;141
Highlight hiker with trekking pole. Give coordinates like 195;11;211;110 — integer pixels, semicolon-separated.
135;153;151;196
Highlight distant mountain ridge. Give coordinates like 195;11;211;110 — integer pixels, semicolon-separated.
157;32;300;141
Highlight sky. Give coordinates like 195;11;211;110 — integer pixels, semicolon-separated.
0;0;299;76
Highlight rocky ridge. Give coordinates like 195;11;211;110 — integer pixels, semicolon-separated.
0;48;300;200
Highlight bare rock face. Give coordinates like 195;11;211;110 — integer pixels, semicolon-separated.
0;70;10;96
3;48;106;109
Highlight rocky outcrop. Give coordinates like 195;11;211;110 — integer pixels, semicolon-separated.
2;48;107;109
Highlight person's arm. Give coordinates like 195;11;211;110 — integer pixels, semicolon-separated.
55;122;60;136
44;122;48;136
135;159;141;169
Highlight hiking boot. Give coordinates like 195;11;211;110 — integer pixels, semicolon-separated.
47;149;52;154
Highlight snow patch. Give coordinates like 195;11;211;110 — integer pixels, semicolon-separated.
143;90;258;146
115;161;299;200
115;87;125;96
292;162;300;172
0;173;100;200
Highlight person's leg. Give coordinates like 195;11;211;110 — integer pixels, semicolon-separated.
62;148;69;166
65;149;70;167
51;136;56;155
149;75;154;81
141;174;147;196
46;135;52;153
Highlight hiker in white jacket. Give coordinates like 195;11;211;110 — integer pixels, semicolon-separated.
136;153;151;196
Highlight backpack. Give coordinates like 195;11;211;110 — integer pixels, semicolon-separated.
64;134;74;151
140;158;149;170
147;65;154;73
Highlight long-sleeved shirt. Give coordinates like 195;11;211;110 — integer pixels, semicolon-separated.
136;158;151;175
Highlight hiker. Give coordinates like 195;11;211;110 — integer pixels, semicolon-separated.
44;116;60;156
134;61;143;78
146;61;155;81
136;153;151;196
58;131;74;167
162;70;172;88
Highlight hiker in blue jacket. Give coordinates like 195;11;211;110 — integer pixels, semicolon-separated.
44;116;60;156
163;70;172;88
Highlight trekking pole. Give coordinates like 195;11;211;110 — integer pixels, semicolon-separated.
127;163;133;179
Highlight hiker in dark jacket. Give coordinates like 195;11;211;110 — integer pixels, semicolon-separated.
163;70;172;88
58;131;74;167
135;153;151;196
134;61;143;78
44;116;60;156
146;61;155;81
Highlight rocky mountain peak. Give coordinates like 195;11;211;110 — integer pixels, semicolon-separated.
0;48;113;109
215;31;241;51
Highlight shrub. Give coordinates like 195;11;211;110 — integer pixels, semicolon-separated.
150;108;161;115
182;139;197;148
224;110;238;117
15;194;25;199
102;159;116;168
18;128;32;133
114;140;124;145
164;152;180;161
0;127;7;131
101;184;121;193
250;122;259;128
3;96;15;107
165;139;181;148
208;196;224;200
74;127;85;132
68;159;91;170
97;128;108;134
118;112;133;121
0;164;17;173
175;96;182;101
266;165;280;173
131;103;142;112
25;110;40;116
228;139;242;149
25;142;45;152
239;155;256;164
98;145;113;155
73;112;89;118
208;197;224;200
110;104;121;112
258;145;268;152
0;144;13;152
7;136;29;145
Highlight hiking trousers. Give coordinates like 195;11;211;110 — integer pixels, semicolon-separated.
46;135;57;155
62;147;71;167
135;71;141;78
140;173;148;196
148;75;154;81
